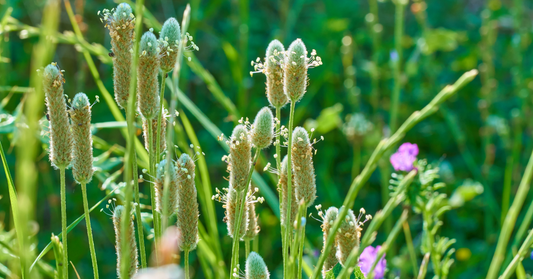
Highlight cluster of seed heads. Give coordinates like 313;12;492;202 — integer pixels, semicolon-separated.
137;30;161;120
318;206;339;277
291;127;317;207
251;39;322;105
154;159;179;216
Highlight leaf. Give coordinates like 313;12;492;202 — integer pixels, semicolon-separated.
30;185;121;271
420;28;463;55
304;103;344;134
0;142;25;277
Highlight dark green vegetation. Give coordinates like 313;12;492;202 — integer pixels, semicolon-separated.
1;0;533;278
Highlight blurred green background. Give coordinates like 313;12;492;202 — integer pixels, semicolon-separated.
1;0;533;278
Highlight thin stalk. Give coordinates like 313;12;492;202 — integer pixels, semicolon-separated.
368;210;408;279
368;0;381;115
132;159;147;268
245;240;250;259
184;249;190;279
162;4;191;238
289;202;306;278
310;70;478;279
155;72;167;170
229;151;261;276
296;207;307;279
487;149;533;279
80;182;99;279
121;0;144;277
423;209;440;276
403;221;418;278
59;168;68;279
500;228;533;279
417;253;430;279
283;101;296;277
275;107;286;273
502;127;523;224
389;0;406;133
147;119;161;239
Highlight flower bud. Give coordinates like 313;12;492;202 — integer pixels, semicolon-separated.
51;234;65;277
265;40;288;108
245;252;270;279
291;127;316;207
104;3;135;109
279;156;296;227
229;125;252;191
176;154;199;251
284;39;308;102
243;191;260;240
70;93;94;184
159;17;181;73
142;116;166;155
251;107;274;149
43;63;72;169
155;159;179;216
113;205;139;278
137;31;160;120
322;207;339;276
225;186;248;239
336;207;360;265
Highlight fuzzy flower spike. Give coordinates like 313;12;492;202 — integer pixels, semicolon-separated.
251;107;274;149
176;153;199;252
245;252;270;279
251;39;288;108
319;206;339;277
390;142;419;172
336;207;372;266
70;93;94;184
159;17;181;73
283;39;322;103
43;63;72;169
137;31;160;120
113;205;139;278
291;127;316;207
100;3;135;109
154;159;179;216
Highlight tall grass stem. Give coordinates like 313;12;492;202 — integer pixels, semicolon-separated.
60;167;69;279
283;101;296;278
81;182;99;279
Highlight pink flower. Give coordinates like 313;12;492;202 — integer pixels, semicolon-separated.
358;245;386;279
390;142;418;171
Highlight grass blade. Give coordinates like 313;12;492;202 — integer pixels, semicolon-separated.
0;143;25;276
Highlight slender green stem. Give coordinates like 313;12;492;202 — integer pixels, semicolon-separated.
184;249;190;279
162;4;191;241
275;107;286;273
423;209;440;276
245;240;250;259
229;150;261;277
80;182;99;279
417;253;430;279
148;118;162;239
132;159;147;268
311;70;478;279
296;207;307;279
500;228;533;279
403;221;418;278
502;128;522;224
368;0;380;116
59;167;68;279
368;210;408;279
121;0;144;277
283;101;296;277
389;0;406;133
155;72;167;170
487;149;533;279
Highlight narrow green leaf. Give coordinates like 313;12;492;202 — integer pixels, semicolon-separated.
0;143;25;277
30;185;120;271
